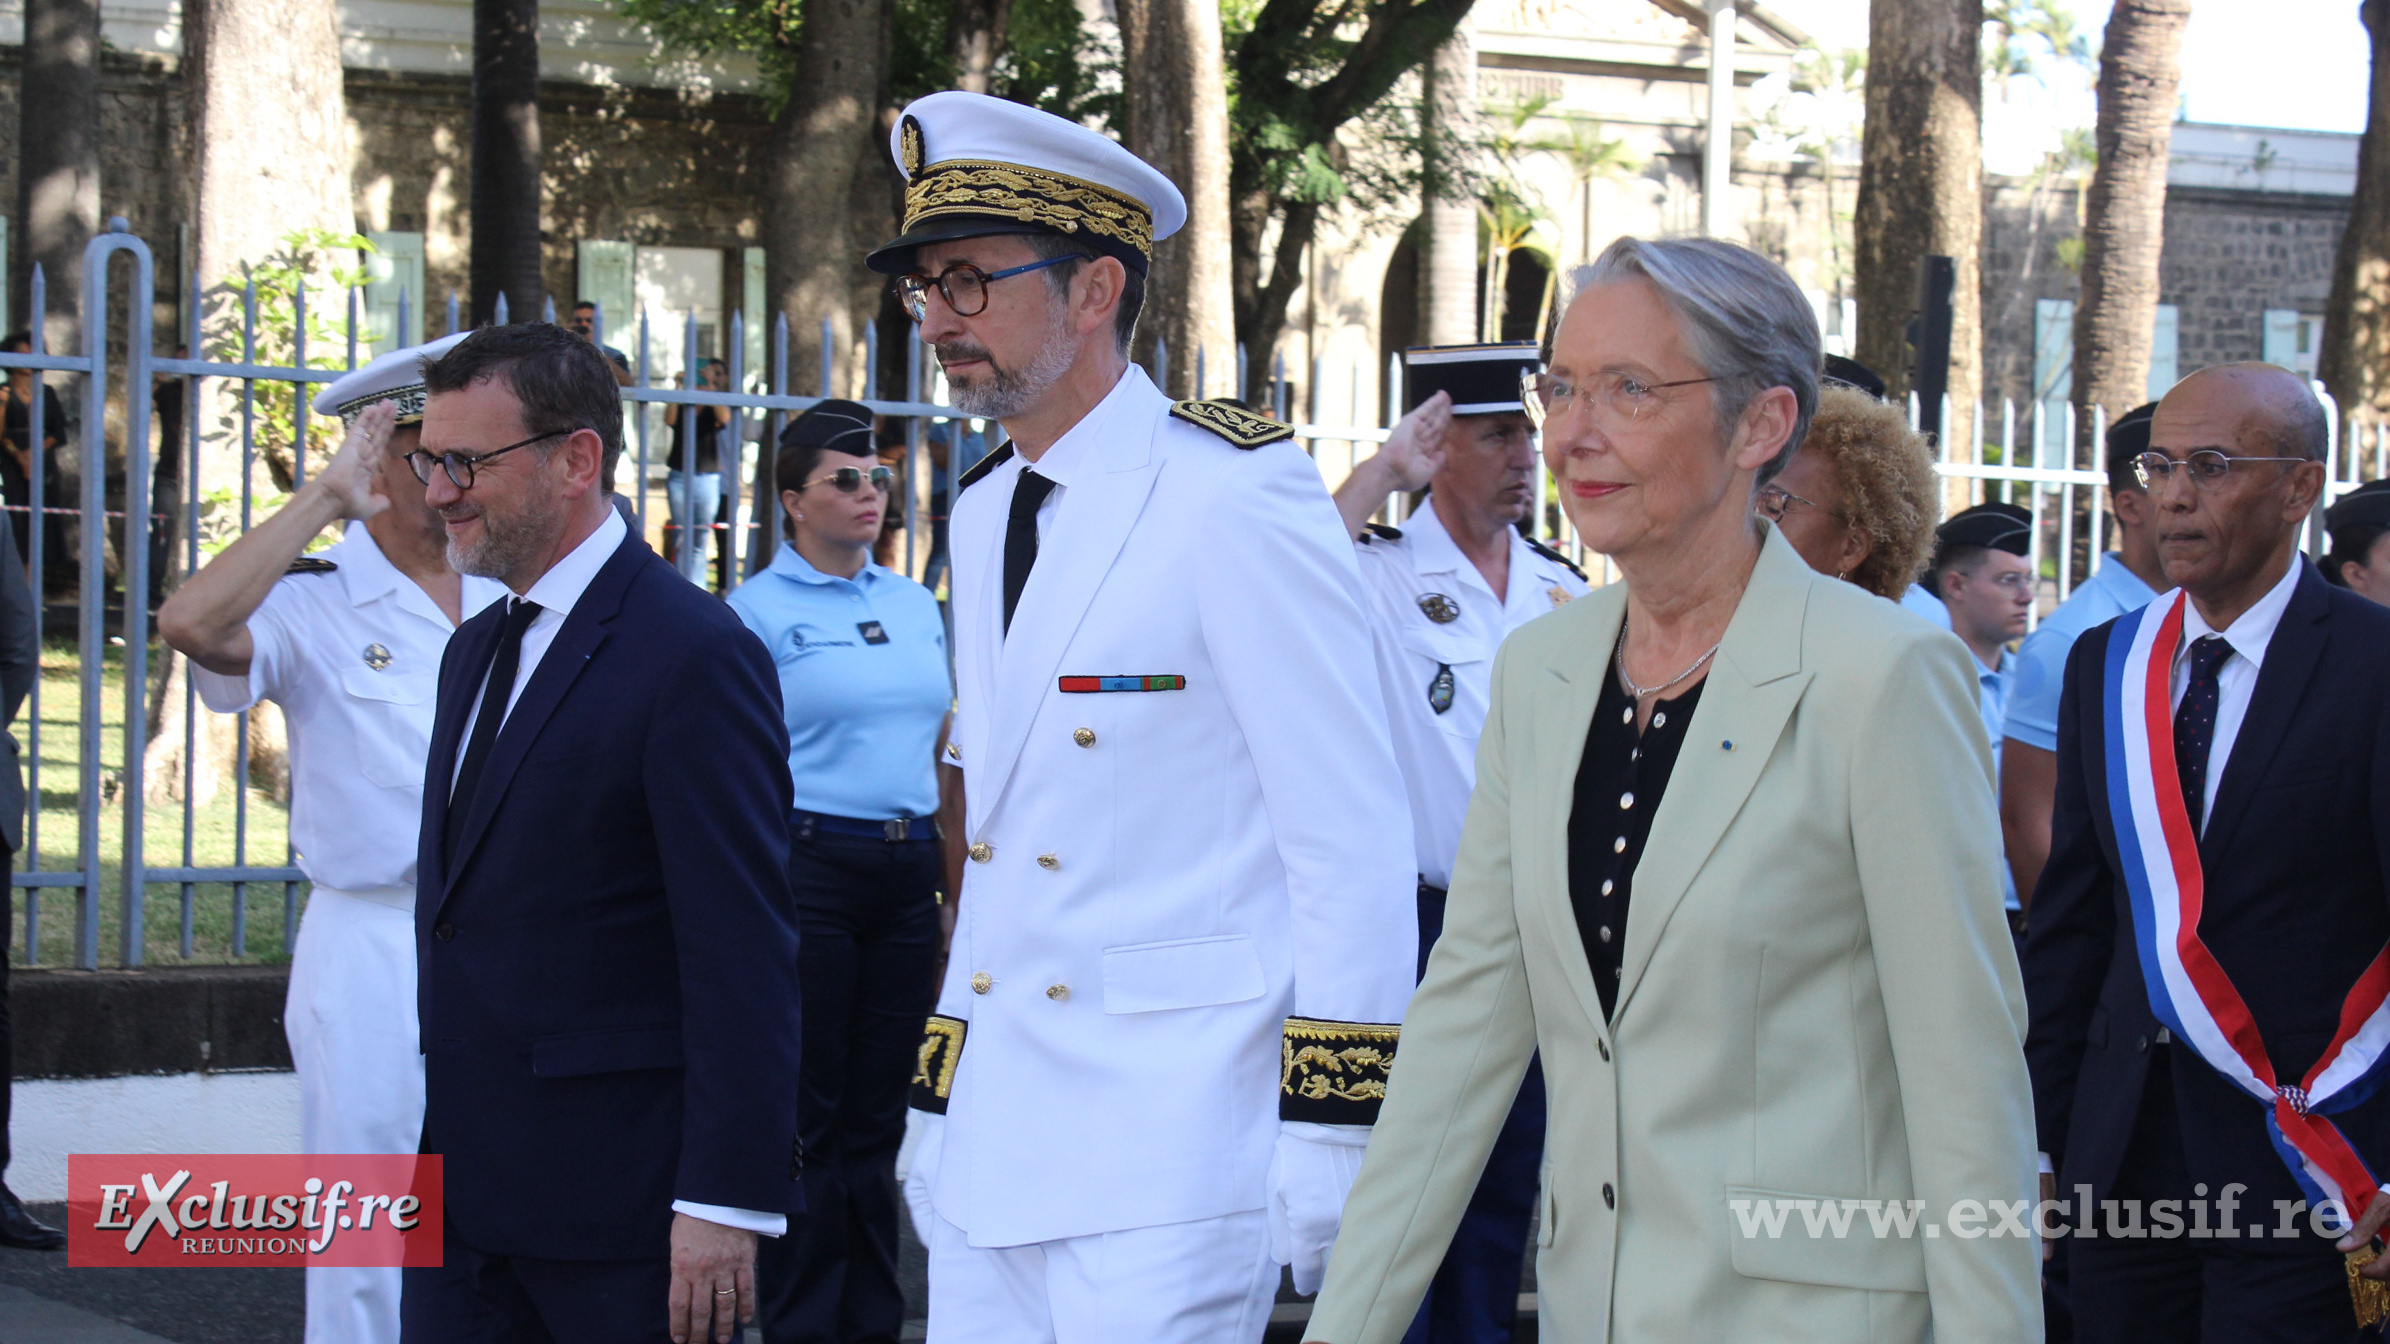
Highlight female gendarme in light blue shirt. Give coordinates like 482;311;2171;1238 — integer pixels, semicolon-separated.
724;400;959;1344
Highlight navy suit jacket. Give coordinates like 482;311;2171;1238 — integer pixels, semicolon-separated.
2024;558;2390;1221
416;526;801;1261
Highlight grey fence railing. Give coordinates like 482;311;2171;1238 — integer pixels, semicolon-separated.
2;223;2380;967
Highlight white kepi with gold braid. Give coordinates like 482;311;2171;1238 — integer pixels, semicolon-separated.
864;90;1188;276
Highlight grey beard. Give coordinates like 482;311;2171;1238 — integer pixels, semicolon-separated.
445;489;561;582
943;321;1077;420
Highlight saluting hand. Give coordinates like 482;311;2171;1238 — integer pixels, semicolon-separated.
1372;390;1453;493
315;400;395;523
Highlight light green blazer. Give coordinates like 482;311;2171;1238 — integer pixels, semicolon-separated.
1307;526;2041;1344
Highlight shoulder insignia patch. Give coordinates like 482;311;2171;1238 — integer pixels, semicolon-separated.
956;442;1017;492
286;557;338;575
1360;522;1404;544
1170;399;1294;449
1524;536;1587;583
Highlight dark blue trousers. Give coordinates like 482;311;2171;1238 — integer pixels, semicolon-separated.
755;821;942;1344
402;1215;671;1343
1404;883;1544;1344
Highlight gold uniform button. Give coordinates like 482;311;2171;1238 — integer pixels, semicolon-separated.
1072;727;1097;748
970;972;992;995
1037;852;1061;871
1045;983;1070;1001
968;843;993;863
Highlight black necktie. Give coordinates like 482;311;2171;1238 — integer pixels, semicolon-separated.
2172;634;2234;834
447;597;541;860
1003;469;1056;636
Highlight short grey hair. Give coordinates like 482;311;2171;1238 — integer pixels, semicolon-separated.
1573;237;1821;483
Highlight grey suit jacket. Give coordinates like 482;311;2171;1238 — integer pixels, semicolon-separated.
0;510;37;855
1307;527;2040;1344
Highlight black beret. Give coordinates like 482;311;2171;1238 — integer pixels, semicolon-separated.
1821;355;1887;401
780;399;877;454
2328;478;2390;532
1404;343;1541;416
2105;402;2158;472
1936;502;2033;557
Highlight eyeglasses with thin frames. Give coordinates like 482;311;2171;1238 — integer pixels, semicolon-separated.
897;256;1080;323
2130;449;2311;490
1755;484;1841;524
802;465;895;495
405;429;575;490
1522;369;1719;430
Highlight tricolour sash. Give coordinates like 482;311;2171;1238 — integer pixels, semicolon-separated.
2102;589;2390;1233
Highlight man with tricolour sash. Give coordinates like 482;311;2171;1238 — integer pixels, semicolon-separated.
2024;362;2390;1341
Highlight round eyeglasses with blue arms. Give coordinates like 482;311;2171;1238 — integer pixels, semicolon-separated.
898;255;1082;322
2130;449;2312;490
1521;369;1720;430
403;429;575;490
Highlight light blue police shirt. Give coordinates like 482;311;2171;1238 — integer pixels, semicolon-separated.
2001;553;2161;754
1971;646;2020;912
726;543;951;820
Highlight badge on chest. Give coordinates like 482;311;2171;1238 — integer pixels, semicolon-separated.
1417;593;1460;624
858;621;890;645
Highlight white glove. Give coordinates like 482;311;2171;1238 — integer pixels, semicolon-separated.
900;1109;945;1240
1266;1121;1370;1295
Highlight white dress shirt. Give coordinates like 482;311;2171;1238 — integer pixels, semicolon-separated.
194;522;507;903
2169;556;2302;834
450;505;785;1238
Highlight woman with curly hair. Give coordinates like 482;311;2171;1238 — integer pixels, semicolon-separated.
1758;382;1940;600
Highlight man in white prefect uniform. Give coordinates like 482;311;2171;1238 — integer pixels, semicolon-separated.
870;91;1418;1343
157;333;505;1344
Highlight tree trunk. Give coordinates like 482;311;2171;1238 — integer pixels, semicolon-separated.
471;0;544;326
1854;0;1982;439
1119;0;1236;398
1419;21;1480;348
161;0;353;804
766;0;890;400
947;0;1013;94
2323;0;2390;423
2072;0;2189;457
14;0;101;353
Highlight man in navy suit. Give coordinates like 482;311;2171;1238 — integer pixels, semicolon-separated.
2025;363;2390;1342
400;325;802;1344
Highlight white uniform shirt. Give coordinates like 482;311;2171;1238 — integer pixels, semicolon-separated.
1353;496;1589;890
2170;555;2302;833
194;522;506;902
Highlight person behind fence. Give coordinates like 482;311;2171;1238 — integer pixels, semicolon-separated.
153;332;507;1344
726;400;963;1344
569;300;638;387
0;508;52;1252
1328;341;1587;1344
868;90;1416;1343
0;332;68;578
1997;404;2162;914
1758;373;1939;602
665;358;734;587
2323;477;2390;606
2022;364;2390;1342
1302;237;2040;1344
401;324;802;1344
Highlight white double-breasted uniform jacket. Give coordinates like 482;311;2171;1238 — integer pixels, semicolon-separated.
917;366;1419;1249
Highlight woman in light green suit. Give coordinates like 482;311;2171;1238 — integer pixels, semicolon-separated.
1304;239;2040;1344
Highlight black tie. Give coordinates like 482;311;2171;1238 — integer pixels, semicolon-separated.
2173;634;2234;834
447;597;541;861
1003;469;1057;636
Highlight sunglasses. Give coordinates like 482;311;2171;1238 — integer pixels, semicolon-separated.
803;465;895;494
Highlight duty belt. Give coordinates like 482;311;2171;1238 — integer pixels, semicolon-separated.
794;810;938;842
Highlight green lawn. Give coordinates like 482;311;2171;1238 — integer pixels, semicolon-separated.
9;639;304;968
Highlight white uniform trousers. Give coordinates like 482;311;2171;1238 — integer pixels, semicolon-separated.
286;886;423;1344
924;1208;1280;1344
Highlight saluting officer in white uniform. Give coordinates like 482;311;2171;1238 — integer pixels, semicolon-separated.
1329;344;1587;1344
868;92;1418;1344
157;334;505;1344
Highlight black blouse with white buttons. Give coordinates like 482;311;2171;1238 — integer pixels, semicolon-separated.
1567;657;1706;1020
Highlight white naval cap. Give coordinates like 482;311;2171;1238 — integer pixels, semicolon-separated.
866;90;1188;276
309;331;474;426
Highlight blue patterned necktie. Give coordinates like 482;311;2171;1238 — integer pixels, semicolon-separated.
2172;634;2235;833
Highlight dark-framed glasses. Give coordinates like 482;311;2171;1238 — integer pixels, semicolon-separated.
897;255;1079;322
1522;369;1719;430
2130;449;2310;489
404;429;574;490
1755;483;1841;523
804;465;895;494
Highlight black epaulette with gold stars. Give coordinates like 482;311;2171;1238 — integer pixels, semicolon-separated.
909;1014;967;1114
1525;535;1587;582
1359;522;1404;545
1281;1017;1400;1124
957;443;1016;493
1170;399;1294;449
285;557;339;575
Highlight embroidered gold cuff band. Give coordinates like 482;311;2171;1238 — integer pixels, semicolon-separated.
1281;1016;1400;1125
910;1014;967;1114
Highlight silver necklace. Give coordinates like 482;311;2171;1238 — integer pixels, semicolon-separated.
1613;615;1720;699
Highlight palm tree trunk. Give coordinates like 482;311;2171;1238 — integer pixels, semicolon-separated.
1120;0;1236;397
2323;0;2390;423
2072;0;2190;458
470;0;543;325
1419;21;1480;347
